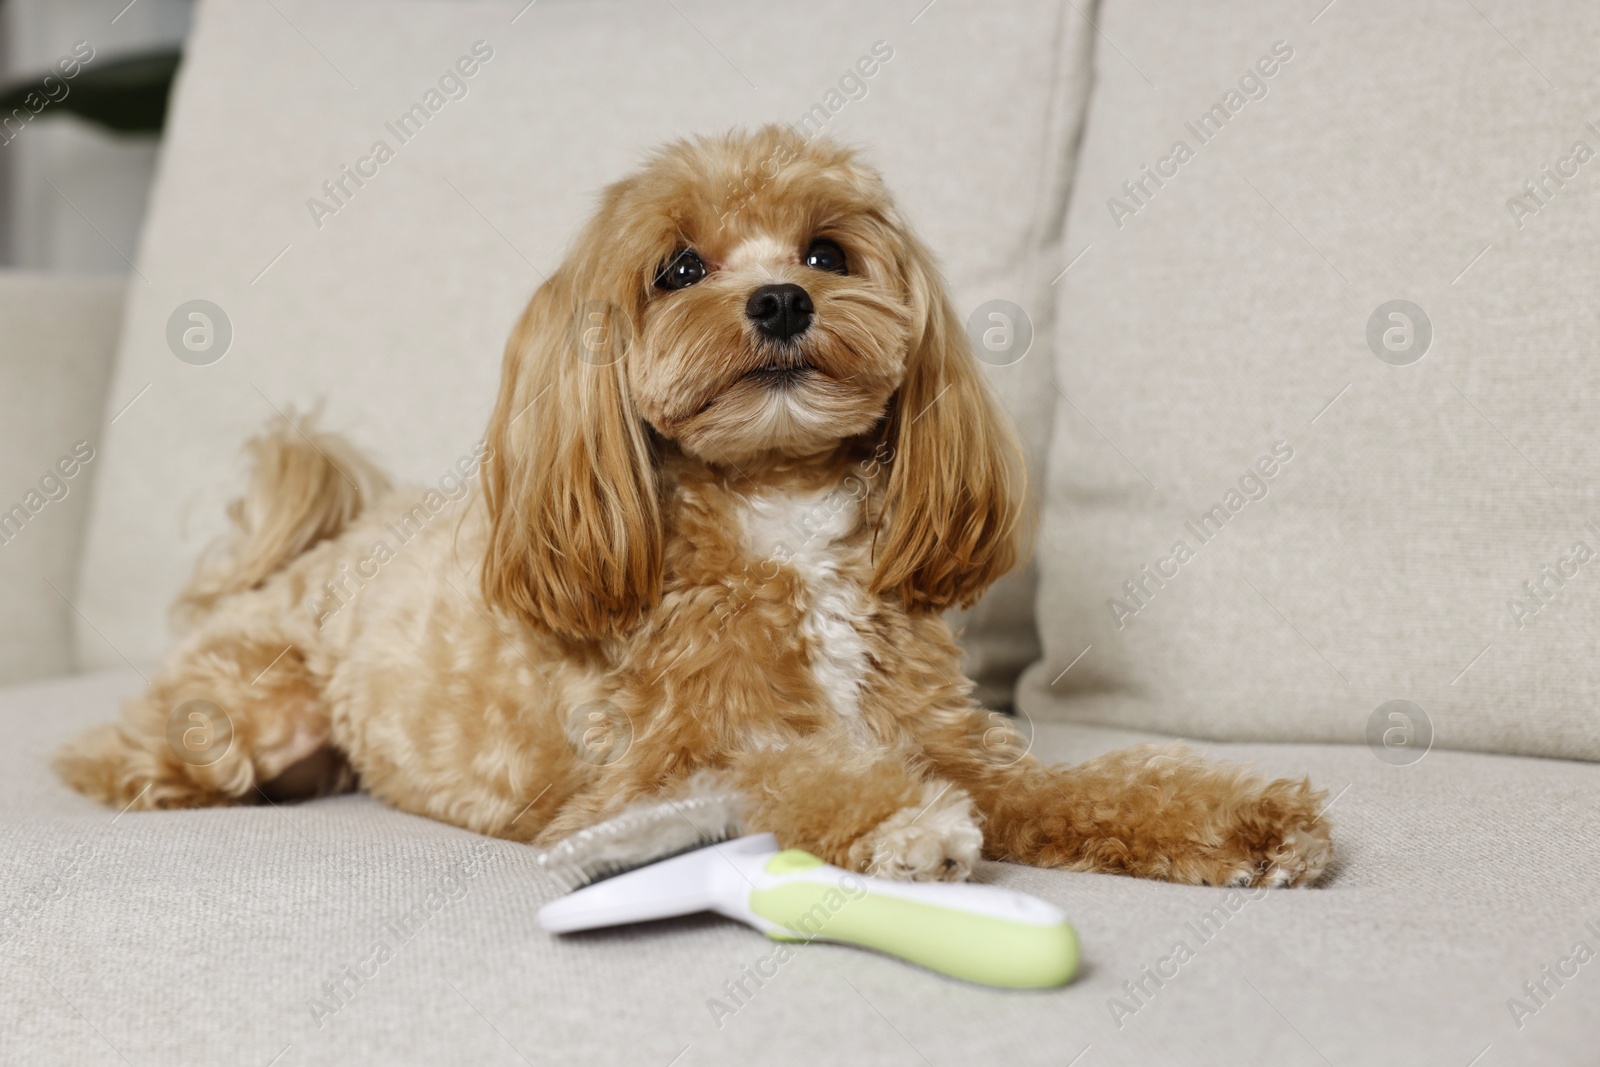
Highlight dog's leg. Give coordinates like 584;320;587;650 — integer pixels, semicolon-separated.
727;730;984;882
528;732;981;882
904;705;1332;887
55;633;348;810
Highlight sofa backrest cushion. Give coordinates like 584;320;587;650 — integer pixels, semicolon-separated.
0;274;122;683
1021;0;1600;760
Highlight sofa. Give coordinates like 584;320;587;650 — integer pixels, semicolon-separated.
4;1;1597;1064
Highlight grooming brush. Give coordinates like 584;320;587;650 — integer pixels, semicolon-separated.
536;793;1079;989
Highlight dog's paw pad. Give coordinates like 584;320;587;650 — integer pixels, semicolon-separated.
850;782;983;882
1264;825;1333;887
1221;823;1333;888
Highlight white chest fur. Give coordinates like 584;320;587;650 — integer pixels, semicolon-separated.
738;486;871;720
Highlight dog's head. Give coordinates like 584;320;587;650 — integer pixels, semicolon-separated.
482;126;1023;639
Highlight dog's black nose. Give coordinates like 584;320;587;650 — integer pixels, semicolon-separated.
745;283;814;340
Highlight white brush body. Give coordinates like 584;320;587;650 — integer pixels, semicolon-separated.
539;833;1067;934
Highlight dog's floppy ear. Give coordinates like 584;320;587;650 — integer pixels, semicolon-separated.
481;248;661;641
871;228;1025;613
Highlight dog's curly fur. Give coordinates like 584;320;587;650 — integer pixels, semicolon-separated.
55;127;1331;888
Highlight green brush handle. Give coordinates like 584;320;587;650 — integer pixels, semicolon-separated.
742;849;1079;989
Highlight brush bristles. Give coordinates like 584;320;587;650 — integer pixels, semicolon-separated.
537;790;745;894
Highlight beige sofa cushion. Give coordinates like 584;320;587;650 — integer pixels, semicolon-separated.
0;274;123;684
74;0;1096;702
7;670;1595;1064
1021;0;1600;760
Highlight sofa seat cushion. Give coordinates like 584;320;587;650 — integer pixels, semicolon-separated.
3;673;1591;1065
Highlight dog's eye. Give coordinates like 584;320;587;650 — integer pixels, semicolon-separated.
804;238;848;275
655;249;708;291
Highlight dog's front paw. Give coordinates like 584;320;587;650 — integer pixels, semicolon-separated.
848;781;983;882
1030;745;1334;888
1186;775;1333;889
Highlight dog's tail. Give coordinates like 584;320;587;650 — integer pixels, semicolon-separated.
176;415;391;625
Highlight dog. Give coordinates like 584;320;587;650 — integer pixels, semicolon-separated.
57;126;1331;888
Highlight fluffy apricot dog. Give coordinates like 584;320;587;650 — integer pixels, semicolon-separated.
58;127;1331;888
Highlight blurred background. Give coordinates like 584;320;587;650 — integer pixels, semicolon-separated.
0;0;190;271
